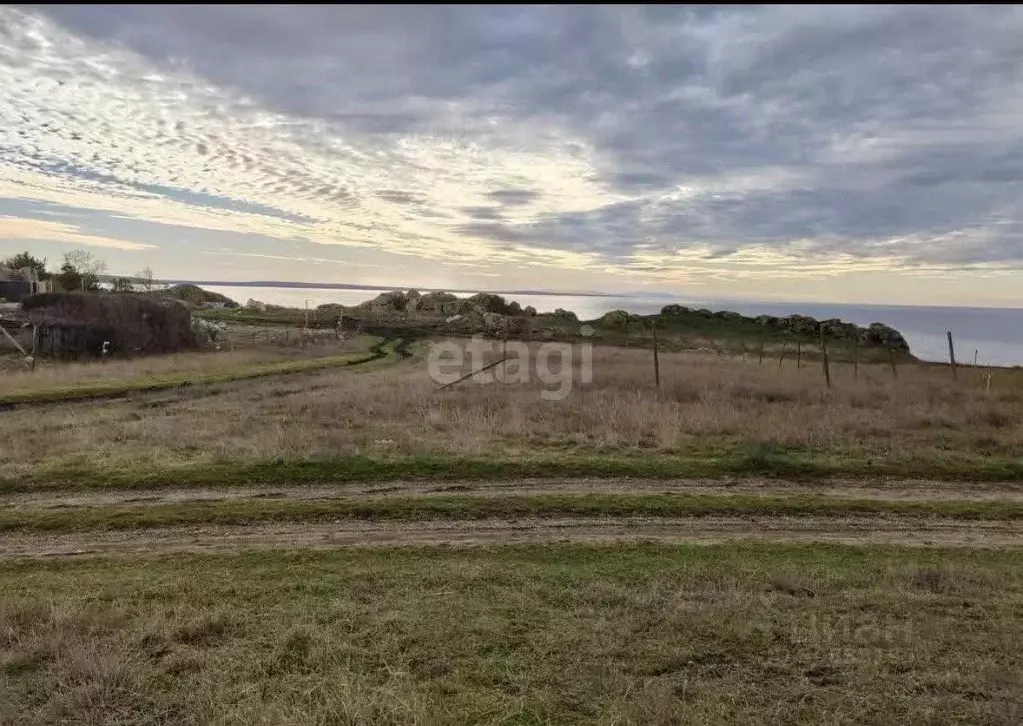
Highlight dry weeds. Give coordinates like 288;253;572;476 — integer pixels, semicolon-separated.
0;340;1019;477
0;333;377;397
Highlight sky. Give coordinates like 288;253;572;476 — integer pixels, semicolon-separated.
1;5;1022;306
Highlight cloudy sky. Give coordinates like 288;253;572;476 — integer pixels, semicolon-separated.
1;5;1022;305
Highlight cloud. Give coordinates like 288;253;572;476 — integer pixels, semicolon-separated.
1;5;1022;303
0;215;155;251
486;189;541;206
201;250;383;268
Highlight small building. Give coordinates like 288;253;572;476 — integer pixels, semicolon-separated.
0;267;52;303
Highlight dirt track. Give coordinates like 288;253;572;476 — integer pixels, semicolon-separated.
2;515;1020;559
4;476;1021;510
3;477;1019;559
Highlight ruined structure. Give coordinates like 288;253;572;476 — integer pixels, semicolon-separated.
20;292;199;359
0;267;52;303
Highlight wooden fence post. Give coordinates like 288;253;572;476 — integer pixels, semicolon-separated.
31;324;38;371
498;337;508;383
758;338;764;366
974;349;979;367
947;331;957;380
778;342;786;370
796;340;802;369
887;345;898;380
652;322;660;389
819;326;832;389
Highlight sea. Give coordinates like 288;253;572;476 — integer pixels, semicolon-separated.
198;284;1023;368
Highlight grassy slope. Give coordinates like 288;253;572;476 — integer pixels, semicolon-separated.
0;338;402;406
1;493;1020;534
1;543;1020;725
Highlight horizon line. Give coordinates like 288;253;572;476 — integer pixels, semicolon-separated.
95;275;1023;312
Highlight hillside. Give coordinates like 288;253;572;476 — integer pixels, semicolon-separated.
349;290;912;354
161;284;239;309
599;305;910;352
194;287;914;360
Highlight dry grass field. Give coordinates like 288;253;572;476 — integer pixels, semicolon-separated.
0;339;1019;481
2;545;1021;725
0;335;1020;724
0;330;379;397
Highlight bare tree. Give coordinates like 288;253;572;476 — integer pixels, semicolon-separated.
58;250;107;291
111;277;135;293
135;265;155;292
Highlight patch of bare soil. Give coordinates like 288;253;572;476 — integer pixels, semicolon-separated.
1;516;1020;559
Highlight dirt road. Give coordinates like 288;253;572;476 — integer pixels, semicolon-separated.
4;476;1021;510
2;515;1020;559
3;476;1019;559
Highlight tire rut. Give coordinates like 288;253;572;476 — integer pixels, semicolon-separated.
5;477;1021;510
2;516;1020;559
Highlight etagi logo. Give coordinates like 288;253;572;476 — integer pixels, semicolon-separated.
428;329;594;401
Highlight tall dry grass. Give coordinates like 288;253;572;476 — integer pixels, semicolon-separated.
0;339;1019;474
0;350;273;394
0;333;376;396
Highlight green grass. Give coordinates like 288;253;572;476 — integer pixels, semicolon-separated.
0;338;403;407
5;446;1022;494
1;543;1020;724
198;307;358;328
1;492;1019;534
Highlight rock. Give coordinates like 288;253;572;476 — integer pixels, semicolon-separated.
363;290;408;311
599;310;632;329
464;292;520;315
418;291;460;315
778;315;818;335
482;312;508;331
863;323;910;352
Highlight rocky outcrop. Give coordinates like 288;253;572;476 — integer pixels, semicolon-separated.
162;284;239;309
863;322;909;351
658;304;910;352
359;290;472;317
349;289;911;354
359;289;538;321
